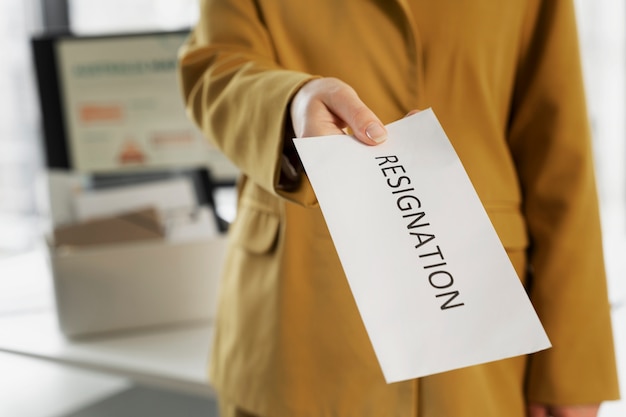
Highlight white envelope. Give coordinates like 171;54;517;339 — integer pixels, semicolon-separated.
293;109;550;383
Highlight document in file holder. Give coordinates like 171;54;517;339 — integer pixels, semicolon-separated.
293;109;551;383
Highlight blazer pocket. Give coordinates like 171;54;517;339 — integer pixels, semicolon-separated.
229;204;280;254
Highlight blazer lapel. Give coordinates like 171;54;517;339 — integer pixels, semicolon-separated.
388;0;428;109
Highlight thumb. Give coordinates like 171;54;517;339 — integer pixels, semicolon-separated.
291;77;387;145
322;78;387;145
527;403;549;417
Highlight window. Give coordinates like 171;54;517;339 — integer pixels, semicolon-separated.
68;0;199;34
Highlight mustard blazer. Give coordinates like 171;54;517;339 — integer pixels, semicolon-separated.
179;0;620;416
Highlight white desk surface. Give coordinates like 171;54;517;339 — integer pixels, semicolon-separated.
0;310;215;396
0;350;131;417
0;246;215;397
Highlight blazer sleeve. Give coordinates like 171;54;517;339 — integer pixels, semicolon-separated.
177;0;318;205
508;0;620;405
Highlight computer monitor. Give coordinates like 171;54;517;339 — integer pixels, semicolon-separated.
31;30;238;182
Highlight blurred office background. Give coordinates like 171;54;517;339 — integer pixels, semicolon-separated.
0;0;624;416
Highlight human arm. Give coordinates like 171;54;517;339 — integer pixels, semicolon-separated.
178;0;315;204
508;0;619;408
178;0;385;205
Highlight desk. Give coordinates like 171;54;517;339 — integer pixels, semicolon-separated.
0;350;131;417
0;245;215;398
0;310;214;397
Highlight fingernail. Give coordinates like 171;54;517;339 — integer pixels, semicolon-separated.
365;123;387;144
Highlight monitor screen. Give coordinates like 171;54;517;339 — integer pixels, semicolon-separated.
32;30;238;181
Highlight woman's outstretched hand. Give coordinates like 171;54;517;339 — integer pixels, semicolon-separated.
527;403;600;417
290;77;387;145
